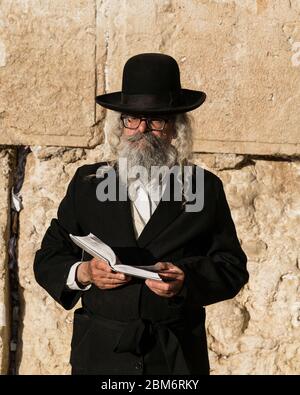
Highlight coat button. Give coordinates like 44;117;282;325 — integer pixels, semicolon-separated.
135;361;143;370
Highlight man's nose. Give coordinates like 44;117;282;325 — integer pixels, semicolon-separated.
137;120;148;133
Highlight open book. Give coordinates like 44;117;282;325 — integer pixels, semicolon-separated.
69;233;162;281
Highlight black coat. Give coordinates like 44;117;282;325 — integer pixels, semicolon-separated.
34;162;248;375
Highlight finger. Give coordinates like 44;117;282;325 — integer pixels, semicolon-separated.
154;262;169;271
145;279;177;293
106;271;131;280
158;271;181;279
156;262;183;274
162;266;183;274
107;278;131;285
92;268;127;279
96;260;114;272
114;272;132;281
95;272;131;281
153;281;182;295
95;278;131;287
91;260;112;273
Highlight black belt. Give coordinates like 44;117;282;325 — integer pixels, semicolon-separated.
89;312;190;374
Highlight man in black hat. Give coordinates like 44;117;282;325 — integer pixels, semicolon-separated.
34;53;249;375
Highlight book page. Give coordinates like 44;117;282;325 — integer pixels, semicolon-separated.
69;233;116;266
69;233;162;281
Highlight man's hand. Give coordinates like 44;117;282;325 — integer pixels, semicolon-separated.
145;262;185;298
77;258;132;289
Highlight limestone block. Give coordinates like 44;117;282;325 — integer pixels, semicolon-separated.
0;0;102;147
194;153;300;375
1;0;299;153
0;149;15;374
18;146;105;374
96;0;300;155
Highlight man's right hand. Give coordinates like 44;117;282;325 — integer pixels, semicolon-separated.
76;258;132;289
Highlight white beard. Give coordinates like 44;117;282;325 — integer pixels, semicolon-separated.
117;132;178;186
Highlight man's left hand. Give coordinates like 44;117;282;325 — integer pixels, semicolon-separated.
145;262;185;298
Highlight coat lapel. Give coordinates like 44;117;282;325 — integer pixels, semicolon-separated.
137;175;185;248
94;166;187;249
92;171;137;247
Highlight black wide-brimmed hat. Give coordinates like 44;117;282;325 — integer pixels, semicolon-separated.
96;53;206;115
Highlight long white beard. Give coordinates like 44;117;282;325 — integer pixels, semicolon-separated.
117;132;178;185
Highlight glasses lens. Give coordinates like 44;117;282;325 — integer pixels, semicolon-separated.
123;116;140;129
122;115;168;131
148;119;166;130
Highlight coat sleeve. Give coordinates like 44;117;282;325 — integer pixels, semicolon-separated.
33;167;84;310
171;177;249;308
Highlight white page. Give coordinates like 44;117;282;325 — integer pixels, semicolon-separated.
69;233;162;281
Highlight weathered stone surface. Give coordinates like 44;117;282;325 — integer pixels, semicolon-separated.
194;153;300;375
0;0;101;147
96;0;300;155
0;0;298;376
1;1;299;153
18;146;104;374
0;149;15;374
17;148;300;375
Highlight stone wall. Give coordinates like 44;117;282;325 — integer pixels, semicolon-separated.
1;0;299;154
12;147;300;375
16;146;104;374
0;0;299;375
194;154;300;374
0;0;100;147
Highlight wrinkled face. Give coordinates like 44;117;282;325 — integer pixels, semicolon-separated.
121;114;176;145
117;113;178;176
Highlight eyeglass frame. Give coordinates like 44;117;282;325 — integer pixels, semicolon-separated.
120;113;172;131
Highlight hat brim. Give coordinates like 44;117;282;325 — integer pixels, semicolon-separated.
95;89;206;115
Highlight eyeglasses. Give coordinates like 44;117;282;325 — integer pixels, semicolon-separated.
120;114;170;131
